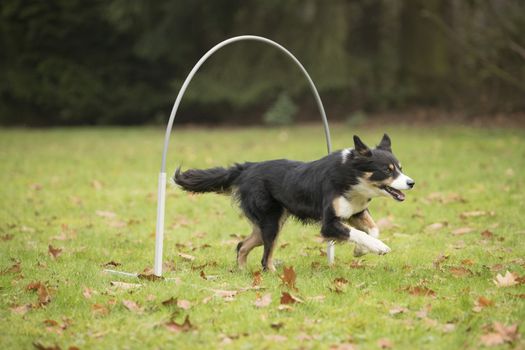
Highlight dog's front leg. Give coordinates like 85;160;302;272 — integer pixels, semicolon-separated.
321;208;390;255
348;209;380;257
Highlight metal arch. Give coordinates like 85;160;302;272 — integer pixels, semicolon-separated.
154;35;333;276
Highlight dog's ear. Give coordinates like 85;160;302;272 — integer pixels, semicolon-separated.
377;133;392;153
353;135;372;157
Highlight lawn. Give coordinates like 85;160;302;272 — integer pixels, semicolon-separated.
1;124;524;349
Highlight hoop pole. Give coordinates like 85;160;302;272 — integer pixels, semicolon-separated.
154;35;333;276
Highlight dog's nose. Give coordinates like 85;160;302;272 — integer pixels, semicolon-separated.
407;179;415;188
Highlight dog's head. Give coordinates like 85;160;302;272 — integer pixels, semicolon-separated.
349;134;415;201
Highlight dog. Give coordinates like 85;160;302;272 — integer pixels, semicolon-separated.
174;134;415;271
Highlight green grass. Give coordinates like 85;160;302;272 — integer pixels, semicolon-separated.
1;125;524;349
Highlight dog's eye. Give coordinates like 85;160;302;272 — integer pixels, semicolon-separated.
385;167;393;173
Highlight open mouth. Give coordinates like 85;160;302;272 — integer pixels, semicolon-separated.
381;185;405;202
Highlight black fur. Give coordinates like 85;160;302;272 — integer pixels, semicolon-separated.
174;134;407;270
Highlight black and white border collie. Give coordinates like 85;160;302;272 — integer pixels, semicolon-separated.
174;134;415;271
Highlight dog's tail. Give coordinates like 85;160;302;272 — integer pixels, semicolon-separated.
173;163;248;193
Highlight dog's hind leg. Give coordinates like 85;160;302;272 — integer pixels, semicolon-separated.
259;209;287;272
236;225;263;269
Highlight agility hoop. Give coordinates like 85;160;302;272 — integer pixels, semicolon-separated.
106;35;335;278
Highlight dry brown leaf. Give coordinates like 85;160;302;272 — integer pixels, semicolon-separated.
1;261;21;275
264;335;288;342
212;289;238;301
452;227;473;235
277;304;294;311
307;295;326;302
254;293;272;308
280;266;297;290
165;315;195;333
10;304;31;315
473;296;494;312
331;277;350;293
493;271;518;287
95;210;116;218
178;252;195;261
377;338;393;349
92;303;109;317
405;286;436;297
426;222;446;231
110;281;142;290
48;245;62;259
1;234;14;241
82;287;93;299
91;180;103;190
389;306;408;315
27;281;51;305
138;273;164;281
32;342;61;350
280;291;303;304
433;253;449;269
481;230;494;239
460;210;494;219
252;271;262;287
461;259;475;266
103;260;121;267
122;299;142;313
177;299;191;310
449;266;472;277
480;322;519;346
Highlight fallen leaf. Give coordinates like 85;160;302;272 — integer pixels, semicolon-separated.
165;315;195;333
103;261;121;267
92;303;109;317
178;252;195;261
473;296;494;312
96;210;116;218
264;335;287;342
331;277;349;293
212;289;238;301
405;286;436;297
460;210;494;219
377;338;393;349
82;287;93;299
27;281;51;305
480;322;519;346
389;306;408;315
138;273;164;281
307;295;326;302
481;230;494;239
32;342;61;350
110;281;142;290
10;304;32;315
48;245;62;259
461;259;475;266
91;180;103;190
280;292;303;304
493;271;518;287
252;271;262;286
1;234;14;241
452;227;473;235
433;253;449;269
329;343;356;350
426;222;446;231
254;293;272;308
122;299;142;313
270;322;284;330
277;304;294;311
280;266;297;290
177;299;191;310
1;261;21;275
449;266;472;277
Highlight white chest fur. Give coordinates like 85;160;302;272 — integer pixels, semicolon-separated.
332;195;369;219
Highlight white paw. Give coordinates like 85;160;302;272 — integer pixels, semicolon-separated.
349;228;391;255
365;238;391;255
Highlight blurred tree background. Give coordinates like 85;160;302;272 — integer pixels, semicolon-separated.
1;0;524;126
